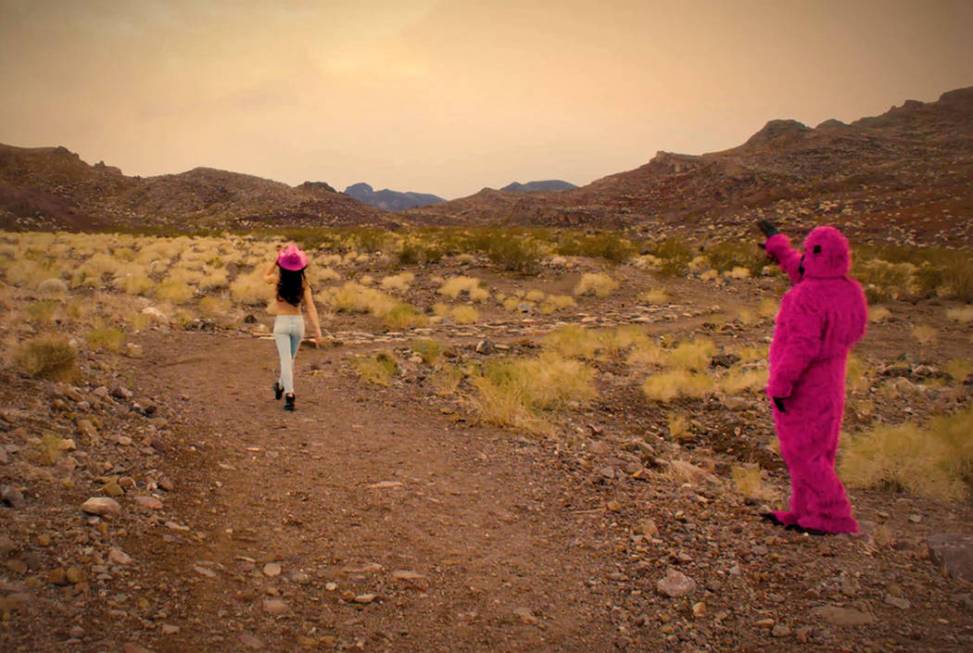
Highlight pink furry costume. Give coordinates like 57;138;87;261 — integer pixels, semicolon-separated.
763;225;867;534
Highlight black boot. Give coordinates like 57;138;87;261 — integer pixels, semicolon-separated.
284;394;296;412
273;382;284;400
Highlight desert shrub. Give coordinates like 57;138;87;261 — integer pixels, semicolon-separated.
198;296;231;317
230;270;270;305
911;324;937;345
639;288;669;305
840;406;973;501
544;325;603;359
383;304;428;330
449;305;479;324
117;269;155;296
431;363;463;395
648;238;694;277
734;344;768;363
706;241;763;275
310;266;341;287
14;335;79;381
197;267;229;290
627;340;667;367
398;239;444;266
946;306;973;324
478;231;543;274
642;370;714;402
37;278;68;294
854;259;917;302
721;368;768;394
945;359;973;383
573;272;618;297
667;413;691;440
731;465;774;500
439;276;488;301
155;279;194;304
539;294;576;314
667;338;716;370
473;353;597;434
380;272;415;293
26;300;59;324
556;232;635;263
86;326;126;352
411;338;444;365
353;351;398;386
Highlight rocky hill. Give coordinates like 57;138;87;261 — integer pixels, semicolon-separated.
0;146;394;231
501;179;577;193
343;182;444;211
408;87;973;246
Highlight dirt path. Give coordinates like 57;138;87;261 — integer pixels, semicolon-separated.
125;331;621;652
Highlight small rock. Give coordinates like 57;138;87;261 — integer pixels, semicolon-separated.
656;568;696;598
391;570;429;591
193;565;217;578
928;533;973;582
772;624;791;638
692;602;706;618
1;485;25;509
811;605;876;627
353;593;377;604
158;477;175;492
160;624;180;635
512;606;538;625
101;481;124;497
475;339;495;355
884;594;911;610
81;497;121;517
639;518;659;538
65;567;83;584
263;598;288;615
262;562;282;577
239;633;264;650
109;547;133;565
134;495;163;510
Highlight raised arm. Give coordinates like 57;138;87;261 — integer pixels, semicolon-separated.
264;260;279;285
758;220;803;286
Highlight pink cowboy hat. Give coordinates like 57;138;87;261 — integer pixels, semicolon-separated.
276;243;308;271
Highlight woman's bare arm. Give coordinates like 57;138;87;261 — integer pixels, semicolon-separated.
304;284;323;342
264;261;279;285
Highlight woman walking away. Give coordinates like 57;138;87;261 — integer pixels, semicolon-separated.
265;243;322;412
757;221;867;535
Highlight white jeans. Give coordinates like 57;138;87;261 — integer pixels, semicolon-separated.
273;315;305;394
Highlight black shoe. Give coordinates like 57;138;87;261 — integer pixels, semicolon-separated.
284;394;295;412
273;382;284;400
760;512;785;527
785;523;829;536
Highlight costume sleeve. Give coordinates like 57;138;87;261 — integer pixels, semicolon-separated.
764;234;802;286
767;291;824;398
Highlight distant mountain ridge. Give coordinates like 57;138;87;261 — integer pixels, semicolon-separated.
408;86;973;245
501;180;576;193
0;146;392;231
343;182;444;211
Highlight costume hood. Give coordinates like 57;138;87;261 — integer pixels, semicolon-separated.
801;226;851;279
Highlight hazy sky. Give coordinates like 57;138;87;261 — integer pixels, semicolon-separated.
2;0;972;198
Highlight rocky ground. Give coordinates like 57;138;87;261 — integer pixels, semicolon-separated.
2;258;973;652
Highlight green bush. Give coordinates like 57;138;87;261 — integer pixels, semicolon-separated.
706;241;764;274
556;232;636;263
648;238;694;277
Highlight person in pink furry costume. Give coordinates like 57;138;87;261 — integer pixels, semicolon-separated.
757;221;868;535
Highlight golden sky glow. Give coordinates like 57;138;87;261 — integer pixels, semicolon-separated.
2;0;972;198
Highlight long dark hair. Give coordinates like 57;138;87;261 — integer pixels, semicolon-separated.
276;266;306;306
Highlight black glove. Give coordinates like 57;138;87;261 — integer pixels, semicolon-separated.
757;220;779;238
772;397;786;413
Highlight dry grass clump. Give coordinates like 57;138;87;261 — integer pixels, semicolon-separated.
439;276;489;302
85;326;126;352
855;259;917;302
230;271;270;305
574;272;619;298
639;288;669;305
155;279;194;304
431;363;463;395
353;351;398;386
410;338;443;365
473;353;596;434
642;370;714;402
37;278;68;295
380;272;415;293
448;305;479;325
383;304;428;330
720;368;768;394
325;282;425;329
946;305;973;324
542;325;602;359
26;300;59;325
757;298;779;319
198;296;231;318
731;465;775;501
627;340;667;367
911;324;937;345
944;359;973;383
726;266;751;280
667;338;716;371
14;335;80;381
840;406;973;501
539;294;576;314
667;413;691;440
868;306;891;323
